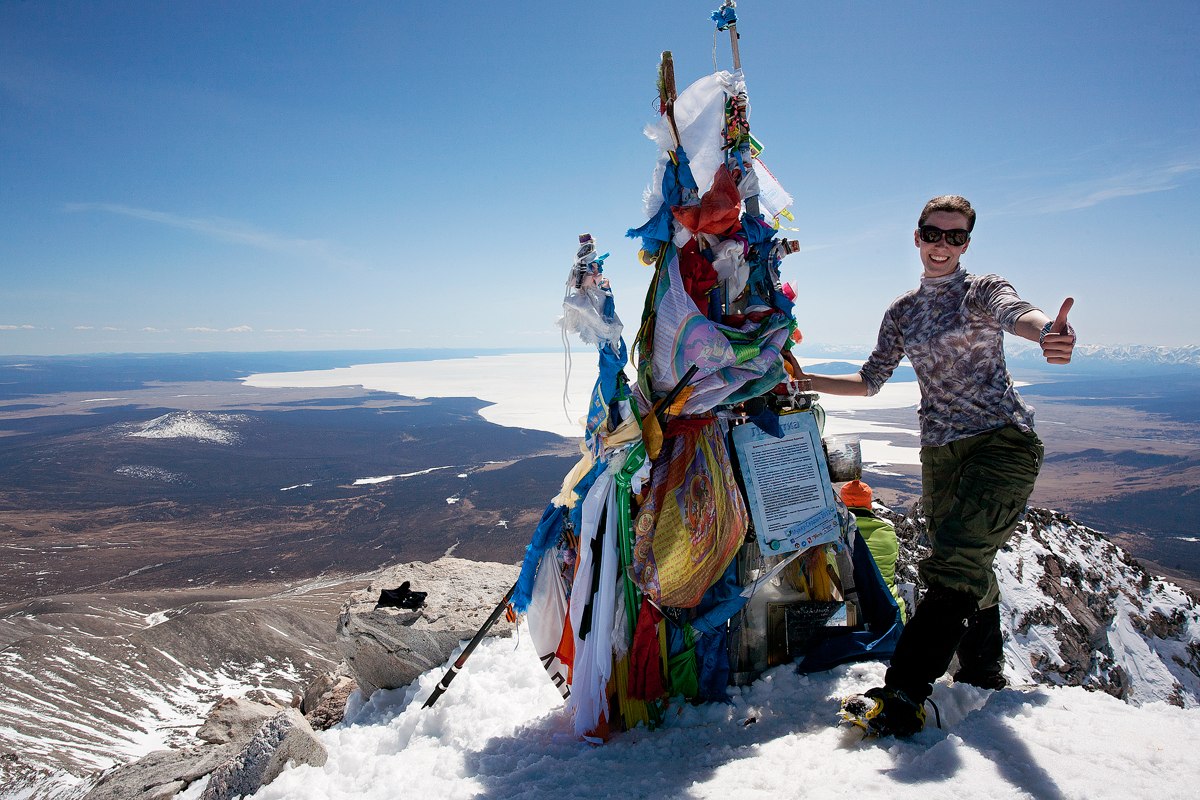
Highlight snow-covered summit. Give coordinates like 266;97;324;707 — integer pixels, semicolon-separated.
245;508;1200;800
126;410;250;445
8;507;1199;799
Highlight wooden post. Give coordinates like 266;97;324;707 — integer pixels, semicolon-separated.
720;12;758;219
720;6;758;309
660;51;681;150
727;20;742;71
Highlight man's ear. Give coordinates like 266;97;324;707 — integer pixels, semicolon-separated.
913;228;921;248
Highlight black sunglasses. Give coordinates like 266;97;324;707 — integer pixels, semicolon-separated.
918;225;970;247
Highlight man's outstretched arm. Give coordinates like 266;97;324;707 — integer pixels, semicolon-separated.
794;370;871;397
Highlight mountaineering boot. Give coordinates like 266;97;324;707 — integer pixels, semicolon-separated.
953;603;1007;690
839;686;926;737
884;585;976;702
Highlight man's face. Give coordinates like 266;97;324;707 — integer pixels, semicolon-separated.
914;210;971;278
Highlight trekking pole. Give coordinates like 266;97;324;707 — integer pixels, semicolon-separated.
422;583;516;709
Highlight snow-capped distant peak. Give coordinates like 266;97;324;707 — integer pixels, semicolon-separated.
127;411;250;445
1005;341;1200;368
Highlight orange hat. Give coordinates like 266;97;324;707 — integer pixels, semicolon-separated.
840;479;872;509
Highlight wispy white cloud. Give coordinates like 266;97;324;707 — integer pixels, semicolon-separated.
187;325;254;334
1;324;36;331
141;327;169;333
62;202;354;266
1006;160;1200;215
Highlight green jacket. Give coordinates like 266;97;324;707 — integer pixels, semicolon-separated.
848;507;906;622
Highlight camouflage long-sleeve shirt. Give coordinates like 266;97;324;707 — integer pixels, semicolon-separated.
858;267;1039;448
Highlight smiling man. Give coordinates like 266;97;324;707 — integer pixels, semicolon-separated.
799;195;1076;736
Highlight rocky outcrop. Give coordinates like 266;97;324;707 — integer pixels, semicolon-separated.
199;708;326;800
336;557;519;697
885;503;1200;707
83;745;236;800
70;557;519;800
83;697;284;800
0;579;352;784
301;669;358;731
82;695;331;800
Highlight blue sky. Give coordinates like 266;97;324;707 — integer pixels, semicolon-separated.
2;1;1198;355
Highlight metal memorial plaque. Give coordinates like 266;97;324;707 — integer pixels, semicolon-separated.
731;410;840;557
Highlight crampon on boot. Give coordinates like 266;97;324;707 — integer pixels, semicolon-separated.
838;686;932;737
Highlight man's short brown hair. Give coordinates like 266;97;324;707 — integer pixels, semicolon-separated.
918;195;976;231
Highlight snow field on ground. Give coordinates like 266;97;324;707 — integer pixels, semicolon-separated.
239;626;1200;800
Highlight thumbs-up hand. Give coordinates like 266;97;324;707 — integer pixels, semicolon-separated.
1041;298;1076;365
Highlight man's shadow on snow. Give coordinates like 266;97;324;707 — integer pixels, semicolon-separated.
879;689;1066;800
463;674;852;800
465;679;1067;800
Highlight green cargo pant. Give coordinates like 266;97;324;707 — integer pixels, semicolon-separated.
918;425;1044;609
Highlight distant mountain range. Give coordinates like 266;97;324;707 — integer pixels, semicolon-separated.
803;343;1200;370
1012;343;1200;369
